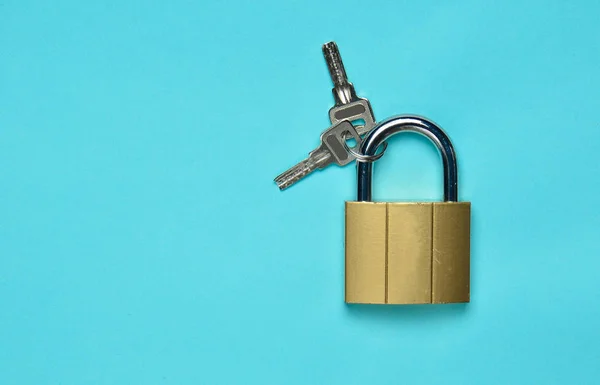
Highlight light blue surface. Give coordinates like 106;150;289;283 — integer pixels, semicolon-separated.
1;1;600;384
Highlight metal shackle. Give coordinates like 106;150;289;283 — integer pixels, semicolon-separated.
357;115;458;202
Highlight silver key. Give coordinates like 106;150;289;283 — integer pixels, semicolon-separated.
322;41;376;136
274;41;375;190
274;120;362;190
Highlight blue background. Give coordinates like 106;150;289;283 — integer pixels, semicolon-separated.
1;0;599;384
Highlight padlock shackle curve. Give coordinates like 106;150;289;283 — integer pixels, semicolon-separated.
357;115;458;202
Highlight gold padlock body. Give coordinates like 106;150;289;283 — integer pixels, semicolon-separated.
345;201;470;304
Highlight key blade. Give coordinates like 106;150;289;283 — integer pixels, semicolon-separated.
274;159;316;190
274;148;333;190
322;42;349;87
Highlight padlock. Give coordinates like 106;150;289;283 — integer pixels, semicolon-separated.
345;115;470;305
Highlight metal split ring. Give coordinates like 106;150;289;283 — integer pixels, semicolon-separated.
343;139;388;163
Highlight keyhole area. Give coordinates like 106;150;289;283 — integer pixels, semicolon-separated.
352;119;366;128
343;130;358;149
345;136;357;149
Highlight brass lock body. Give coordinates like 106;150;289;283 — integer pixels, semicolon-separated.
345;116;471;305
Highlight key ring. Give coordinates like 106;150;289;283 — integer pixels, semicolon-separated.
343;138;388;163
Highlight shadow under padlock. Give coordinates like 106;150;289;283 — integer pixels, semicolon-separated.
345;115;471;305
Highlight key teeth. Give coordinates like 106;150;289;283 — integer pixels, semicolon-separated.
274;160;314;190
322;41;348;87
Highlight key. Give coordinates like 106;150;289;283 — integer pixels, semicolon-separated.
274;120;362;190
274;41;376;190
322;41;376;136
